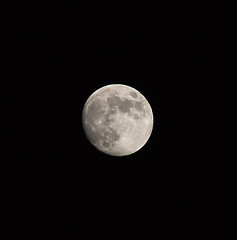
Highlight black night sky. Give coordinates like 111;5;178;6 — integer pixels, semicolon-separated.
2;7;236;238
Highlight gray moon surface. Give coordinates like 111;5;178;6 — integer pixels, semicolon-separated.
82;84;154;156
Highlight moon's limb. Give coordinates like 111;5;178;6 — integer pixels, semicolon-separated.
82;84;153;156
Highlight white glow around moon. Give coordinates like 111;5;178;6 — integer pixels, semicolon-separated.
82;84;154;156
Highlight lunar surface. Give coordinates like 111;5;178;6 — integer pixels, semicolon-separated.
82;84;154;156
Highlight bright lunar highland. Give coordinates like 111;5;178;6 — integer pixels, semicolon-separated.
82;84;154;156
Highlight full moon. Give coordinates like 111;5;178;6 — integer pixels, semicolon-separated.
82;84;154;156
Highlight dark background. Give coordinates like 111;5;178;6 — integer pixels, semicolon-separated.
1;7;236;238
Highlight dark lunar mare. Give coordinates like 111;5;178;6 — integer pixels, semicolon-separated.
107;96;121;107
101;127;120;148
107;95;134;114
130;91;137;98
134;101;143;111
118;98;133;113
106;95;146;122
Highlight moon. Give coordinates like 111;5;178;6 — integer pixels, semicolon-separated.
82;84;154;156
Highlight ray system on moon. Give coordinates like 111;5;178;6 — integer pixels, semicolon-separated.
82;84;154;156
